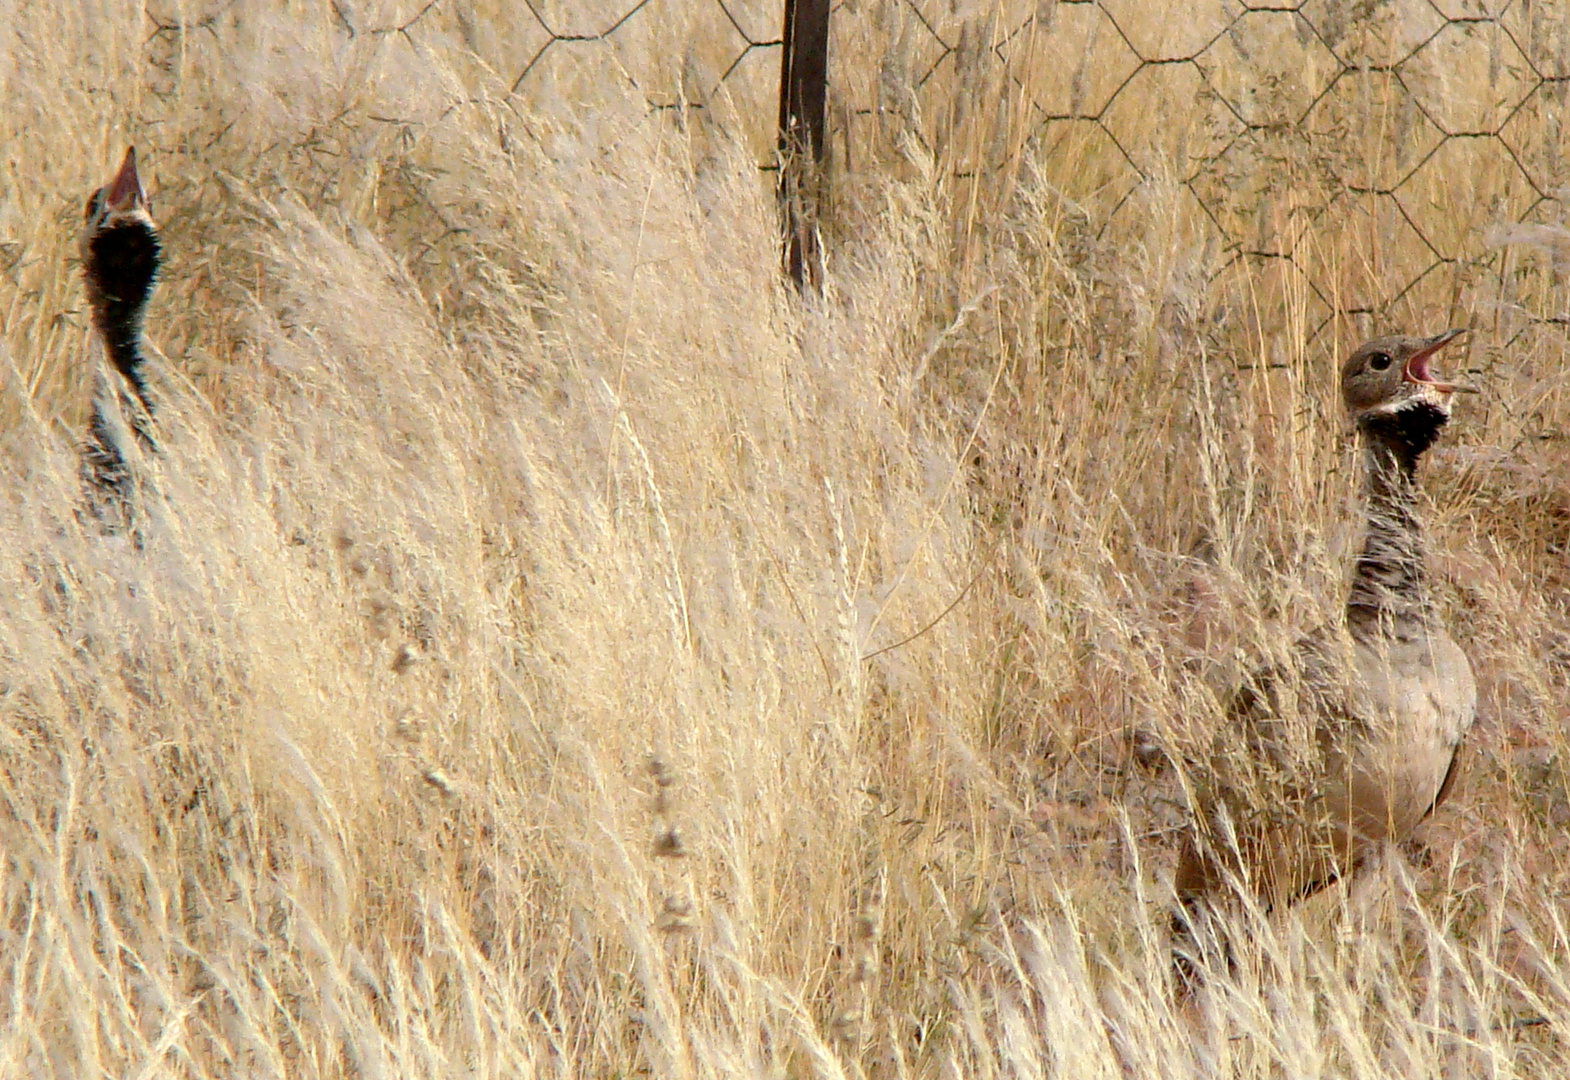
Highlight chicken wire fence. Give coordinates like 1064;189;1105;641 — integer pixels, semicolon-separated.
416;0;1570;345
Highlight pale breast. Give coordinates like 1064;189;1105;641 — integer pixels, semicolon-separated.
1325;628;1476;844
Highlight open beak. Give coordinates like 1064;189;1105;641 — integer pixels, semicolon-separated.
1403;328;1476;393
102;147;145;214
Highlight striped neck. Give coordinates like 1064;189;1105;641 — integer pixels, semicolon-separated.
1346;403;1446;639
97;319;153;412
81;216;161;521
84;217;161;412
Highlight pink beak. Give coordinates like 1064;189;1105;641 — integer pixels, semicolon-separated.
1402;328;1473;393
102;147;144;214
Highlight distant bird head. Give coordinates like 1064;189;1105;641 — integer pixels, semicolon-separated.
83;146;154;235
80;147;162;331
1341;329;1472;457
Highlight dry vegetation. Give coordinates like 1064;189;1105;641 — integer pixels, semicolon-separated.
2;1;1570;1076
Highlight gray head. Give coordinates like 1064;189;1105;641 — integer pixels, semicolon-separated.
1340;329;1469;419
1340;329;1471;463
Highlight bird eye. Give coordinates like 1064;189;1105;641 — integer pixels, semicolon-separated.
1368;352;1393;371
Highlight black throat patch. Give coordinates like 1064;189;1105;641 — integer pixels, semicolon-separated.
86;220;161;318
1358;399;1449;471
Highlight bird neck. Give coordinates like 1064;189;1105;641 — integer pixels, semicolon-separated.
84;218;161;412
96;314;153;409
1347;421;1434;639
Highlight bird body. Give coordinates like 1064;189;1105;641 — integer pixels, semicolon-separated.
1176;330;1477;941
79;147;162;521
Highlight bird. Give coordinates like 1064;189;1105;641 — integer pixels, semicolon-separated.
1172;329;1478;983
78;146;163;526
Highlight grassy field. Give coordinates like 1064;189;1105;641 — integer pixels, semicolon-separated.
3;1;1570;1076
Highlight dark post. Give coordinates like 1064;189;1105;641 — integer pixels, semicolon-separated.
777;0;830;291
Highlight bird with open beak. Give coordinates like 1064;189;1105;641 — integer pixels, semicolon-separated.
1173;326;1479;990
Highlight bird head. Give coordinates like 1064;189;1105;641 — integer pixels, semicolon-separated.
79;148;162;325
1340;330;1471;417
1340;329;1473;459
82;147;154;238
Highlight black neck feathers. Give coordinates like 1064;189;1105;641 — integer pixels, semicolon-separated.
84;218;162;410
1355;400;1449;476
81;191;162;525
1346;402;1448;636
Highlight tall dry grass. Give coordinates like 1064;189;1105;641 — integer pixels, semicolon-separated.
1;1;1568;1076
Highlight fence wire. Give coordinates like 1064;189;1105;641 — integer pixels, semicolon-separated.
834;0;1570;346
415;0;1570;346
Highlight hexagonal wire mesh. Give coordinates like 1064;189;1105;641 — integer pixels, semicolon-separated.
830;0;1570;348
492;0;785;145
470;0;1567;348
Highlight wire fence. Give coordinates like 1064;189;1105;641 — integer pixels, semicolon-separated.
838;0;1570;347
423;0;1569;345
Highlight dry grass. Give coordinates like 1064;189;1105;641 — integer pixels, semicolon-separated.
2;1;1570;1076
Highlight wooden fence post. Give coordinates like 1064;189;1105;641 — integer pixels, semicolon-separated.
777;0;830;291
